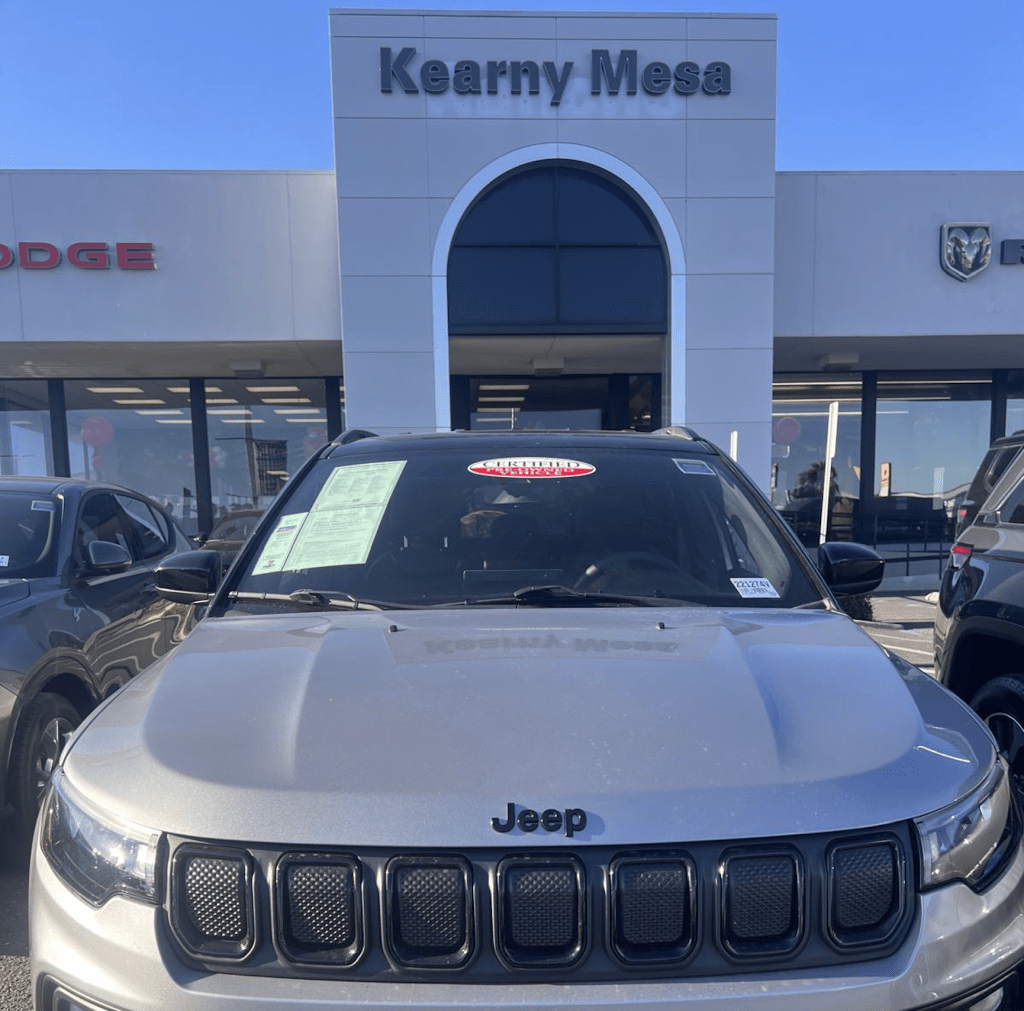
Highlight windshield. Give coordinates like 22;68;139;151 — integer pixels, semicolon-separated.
221;443;824;611
0;491;60;579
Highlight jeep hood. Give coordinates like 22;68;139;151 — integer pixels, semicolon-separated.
65;608;994;846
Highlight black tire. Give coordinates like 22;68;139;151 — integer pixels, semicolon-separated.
7;692;81;840
970;676;1024;798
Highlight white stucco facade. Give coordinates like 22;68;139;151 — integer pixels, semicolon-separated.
330;9;778;485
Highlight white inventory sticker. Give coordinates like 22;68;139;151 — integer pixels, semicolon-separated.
468;457;595;479
0;556;8;567
31;500;55;511
730;577;780;599
673;459;715;476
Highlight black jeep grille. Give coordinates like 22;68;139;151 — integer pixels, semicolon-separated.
721;850;802;954
277;854;362;964
498;858;585;966
165;829;912;981
386;856;473;966
829;839;904;946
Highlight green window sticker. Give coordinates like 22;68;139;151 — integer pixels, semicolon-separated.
280;460;407;572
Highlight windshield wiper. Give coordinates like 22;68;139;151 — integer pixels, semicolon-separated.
225;589;402;611
443;584;707;608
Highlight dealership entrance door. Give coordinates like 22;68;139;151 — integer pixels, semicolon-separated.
450;374;661;431
446;161;669;432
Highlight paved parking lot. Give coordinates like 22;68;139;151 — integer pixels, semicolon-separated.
0;840;30;1011
859;592;938;675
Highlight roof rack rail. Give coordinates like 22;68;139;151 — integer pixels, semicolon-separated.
336;428;379;445
654;425;701;441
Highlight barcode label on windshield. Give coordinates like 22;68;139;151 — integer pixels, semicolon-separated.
730;577;780;599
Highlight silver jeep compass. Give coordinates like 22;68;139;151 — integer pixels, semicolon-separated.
30;429;1024;1011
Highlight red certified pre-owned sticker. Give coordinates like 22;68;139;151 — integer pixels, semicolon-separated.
468;457;596;479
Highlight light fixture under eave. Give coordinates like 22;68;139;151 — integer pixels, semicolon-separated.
531;356;564;376
818;352;860;372
229;359;265;379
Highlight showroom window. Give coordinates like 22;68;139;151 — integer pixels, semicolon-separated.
1004;370;1024;435
65;380;198;530
771;375;862;513
204;378;330;520
874;374;991;533
0;381;52;476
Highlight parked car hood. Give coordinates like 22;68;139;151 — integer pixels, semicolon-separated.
64;608;994;846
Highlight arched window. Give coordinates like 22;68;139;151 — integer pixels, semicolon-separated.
447;162;667;335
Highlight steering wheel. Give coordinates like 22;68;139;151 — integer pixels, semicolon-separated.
573;551;684;590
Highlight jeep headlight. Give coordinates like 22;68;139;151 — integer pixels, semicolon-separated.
915;758;1015;890
40;768;160;906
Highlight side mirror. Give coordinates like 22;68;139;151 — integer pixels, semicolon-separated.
817;541;885;596
155;550;223;604
83;540;132;575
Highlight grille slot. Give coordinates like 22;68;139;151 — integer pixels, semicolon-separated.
721;850;803;956
170;846;255;960
497;857;585;967
611;855;696;964
165;829;914;980
385;856;473;967
828;838;905;947
277;854;362;965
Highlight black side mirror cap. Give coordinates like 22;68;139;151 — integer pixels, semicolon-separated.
84;539;132;575
155;549;223;604
817;541;885;596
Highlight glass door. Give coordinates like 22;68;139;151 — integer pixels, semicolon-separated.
452;375;660;432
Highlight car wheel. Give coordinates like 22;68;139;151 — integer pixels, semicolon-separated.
8;692;81;838
970;676;1024;798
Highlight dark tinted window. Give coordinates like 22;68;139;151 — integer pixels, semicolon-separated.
448;163;666;333
116;494;170;561
0;490;60;578
77;493;135;558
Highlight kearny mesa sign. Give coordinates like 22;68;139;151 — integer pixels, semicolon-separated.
0;242;155;270
381;48;731;106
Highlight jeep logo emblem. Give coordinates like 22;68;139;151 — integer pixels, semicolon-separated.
491;802;587;837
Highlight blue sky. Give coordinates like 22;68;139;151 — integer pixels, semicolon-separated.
2;0;1022;172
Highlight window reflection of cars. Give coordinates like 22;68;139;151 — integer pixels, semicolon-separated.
197;508;264;567
29;429;1024;1011
0;476;197;840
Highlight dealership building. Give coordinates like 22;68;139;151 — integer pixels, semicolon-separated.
1;8;1023;541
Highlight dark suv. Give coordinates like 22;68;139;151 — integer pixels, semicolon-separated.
936;444;1024;790
955;431;1024;536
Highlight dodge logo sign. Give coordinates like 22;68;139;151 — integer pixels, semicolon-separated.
941;223;992;281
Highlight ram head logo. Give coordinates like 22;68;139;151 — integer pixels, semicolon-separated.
941;223;992;281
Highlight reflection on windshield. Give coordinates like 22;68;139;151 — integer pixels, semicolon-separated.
224;447;821;611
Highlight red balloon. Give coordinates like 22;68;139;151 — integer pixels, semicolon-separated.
81;416;114;447
774;416;801;446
